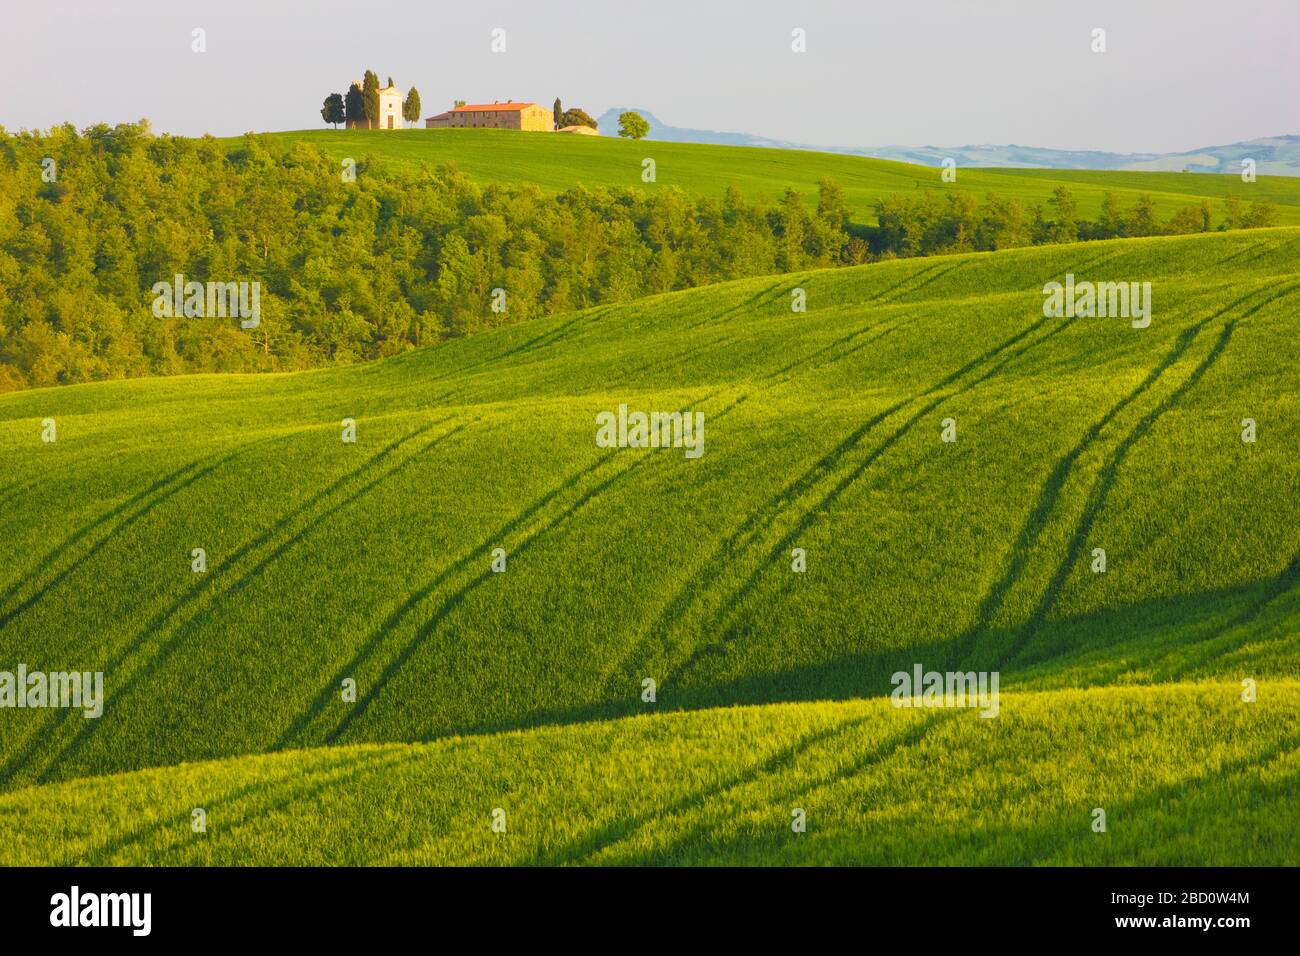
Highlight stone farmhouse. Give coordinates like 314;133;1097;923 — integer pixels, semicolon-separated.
424;101;569;132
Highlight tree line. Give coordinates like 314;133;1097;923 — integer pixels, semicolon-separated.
0;123;853;390
0;122;1282;392
868;184;1279;257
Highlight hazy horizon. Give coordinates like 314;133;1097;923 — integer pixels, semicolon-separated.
4;0;1298;153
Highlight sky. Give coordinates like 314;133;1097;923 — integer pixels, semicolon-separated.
4;0;1298;153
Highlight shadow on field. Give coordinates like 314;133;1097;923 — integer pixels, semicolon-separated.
475;567;1300;742
949;280;1300;672
634;310;1070;691
682;572;1300;708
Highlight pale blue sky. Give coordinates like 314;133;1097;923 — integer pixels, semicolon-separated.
4;0;1297;152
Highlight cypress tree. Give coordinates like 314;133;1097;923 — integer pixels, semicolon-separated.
344;83;364;128
403;88;422;127
362;71;380;129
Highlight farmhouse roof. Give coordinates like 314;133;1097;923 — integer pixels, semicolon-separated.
425;111;451;121
450;101;538;113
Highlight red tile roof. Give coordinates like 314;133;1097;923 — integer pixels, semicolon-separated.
449;102;538;113
425;111;451;121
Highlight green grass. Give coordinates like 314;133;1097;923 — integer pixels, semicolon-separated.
2;227;1299;863
255;128;1300;226
1;683;1294;865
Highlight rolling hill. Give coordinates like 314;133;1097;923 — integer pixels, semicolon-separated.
2;683;1295;865
2;227;1298;864
593;110;1300;177
255;129;1300;227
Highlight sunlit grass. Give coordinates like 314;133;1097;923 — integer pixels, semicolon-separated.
0;683;1293;866
1;228;1298;863
256;128;1300;226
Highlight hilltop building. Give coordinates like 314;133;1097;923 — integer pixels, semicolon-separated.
346;82;405;129
425;101;552;131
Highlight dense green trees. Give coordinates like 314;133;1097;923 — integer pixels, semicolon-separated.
869;187;1279;257
560;108;597;130
1221;194;1280;230
0;124;1281;393
0;124;858;390
553;99;564;130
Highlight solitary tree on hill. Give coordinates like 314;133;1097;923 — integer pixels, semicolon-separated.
362;70;381;129
617;111;649;140
344;83;364;128
321;93;345;128
403;87;422;128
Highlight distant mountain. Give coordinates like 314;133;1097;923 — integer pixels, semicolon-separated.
595;108;1300;177
595;108;809;150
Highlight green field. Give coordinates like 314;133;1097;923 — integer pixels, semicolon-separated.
2;227;1299;864
258;128;1300;225
2;684;1295;865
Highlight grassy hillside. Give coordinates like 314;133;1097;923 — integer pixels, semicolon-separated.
261;129;1300;225
1;683;1295;866
2;227;1298;863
